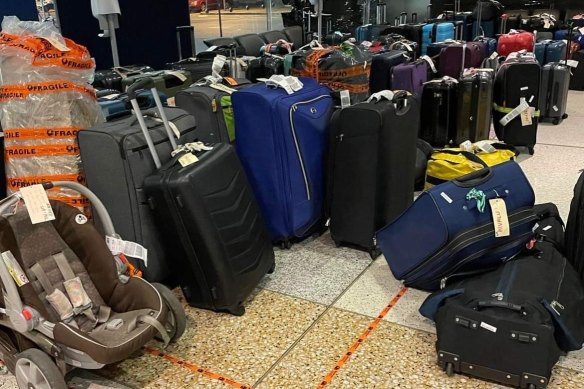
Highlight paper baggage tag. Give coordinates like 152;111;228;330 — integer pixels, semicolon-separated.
1;251;29;287
212;55;227;79
489;51;499;60
20;184;55;224
561;60;579;68
552;105;559;112
106;236;148;266
101;93;121;100
178;152;199;167
520;108;532;126
340;90;351;108
580;27;584;35
490;199;510;237
209;83;237;94
166;71;188;82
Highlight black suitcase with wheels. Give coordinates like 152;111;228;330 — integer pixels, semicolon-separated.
456;70;494;143
420;235;584;389
420;78;459;147
539;62;570;125
493;55;541;155
129;79;275;316
327;92;419;257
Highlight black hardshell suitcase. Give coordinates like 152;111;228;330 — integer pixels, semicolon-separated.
78;106;198;283
539;62;570;125
130;79;275;316
419;237;584;389
327;92;419;257
369;50;408;93
93;65;155;92
175;80;252;144
566;171;584;279
245;56;285;83
569;50;584;91
493;56;541;155
420;78;458;147
456;70;494;143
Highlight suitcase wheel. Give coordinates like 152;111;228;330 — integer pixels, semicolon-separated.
268;262;276;274
230;304;245;316
280;240;292;250
445;362;455;377
528;146;535;156
369;248;382;260
553;118;561;125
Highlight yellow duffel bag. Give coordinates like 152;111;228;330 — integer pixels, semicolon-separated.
425;143;518;189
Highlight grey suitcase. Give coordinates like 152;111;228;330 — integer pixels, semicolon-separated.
539;62;570;125
78;108;198;283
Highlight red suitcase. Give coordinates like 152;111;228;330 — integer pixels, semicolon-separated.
497;30;535;57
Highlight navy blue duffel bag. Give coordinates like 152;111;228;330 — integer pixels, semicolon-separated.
376;161;537;291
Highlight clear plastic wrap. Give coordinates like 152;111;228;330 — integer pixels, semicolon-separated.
0;17;100;214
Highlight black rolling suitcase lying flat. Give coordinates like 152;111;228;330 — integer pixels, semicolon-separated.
127;79;275;316
328;92;419;257
420;231;584;388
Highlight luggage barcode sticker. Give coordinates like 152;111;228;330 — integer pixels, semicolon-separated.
440;192;453;204
490;199;510;238
106;236;148;266
20;184;56;224
543;225;553;231
480;322;497;333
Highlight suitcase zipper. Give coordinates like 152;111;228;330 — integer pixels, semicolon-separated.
404;209;536;282
289;95;329;200
551;257;567;315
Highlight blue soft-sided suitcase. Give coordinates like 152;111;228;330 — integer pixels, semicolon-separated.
422;23;454;55
232;78;333;244
474;36;497;56
376;161;536;291
535;40;567;65
98;90;168;121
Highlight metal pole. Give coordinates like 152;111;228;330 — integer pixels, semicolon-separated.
107;15;121;67
218;5;223;37
52;0;62;32
317;0;322;43
267;0;273;31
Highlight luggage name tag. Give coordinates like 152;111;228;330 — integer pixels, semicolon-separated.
520;108;532;126
212;55;227;79
209;83;237;95
340;90;351;109
41;36;71;52
178;152;199;167
20;184;55;224
489;51;499;60
1;251;29;287
490;198;510;237
560;60;579;68
500;99;529;126
166;70;188;82
106;236;148;266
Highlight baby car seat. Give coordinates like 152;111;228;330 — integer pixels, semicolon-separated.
0;182;186;389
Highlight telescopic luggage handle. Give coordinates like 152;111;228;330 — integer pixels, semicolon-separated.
127;77;179;169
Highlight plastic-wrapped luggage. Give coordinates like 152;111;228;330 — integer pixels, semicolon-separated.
0;17;101;213
291;43;371;104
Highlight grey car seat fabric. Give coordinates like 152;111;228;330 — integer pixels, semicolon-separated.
234;33;267;56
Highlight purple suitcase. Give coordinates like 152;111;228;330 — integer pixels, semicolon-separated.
391;61;428;96
439;42;485;78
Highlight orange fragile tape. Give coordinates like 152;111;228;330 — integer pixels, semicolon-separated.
323;81;370;94
318;63;371;80
6;174;85;192
5;143;80;158
316;286;409;388
0;80;96;101
143;347;254;389
4;127;81;141
48;194;90;208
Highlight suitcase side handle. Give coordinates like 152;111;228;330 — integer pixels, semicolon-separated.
477;300;524;312
127;77;179;169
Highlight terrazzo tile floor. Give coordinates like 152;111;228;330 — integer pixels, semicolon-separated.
2;91;584;388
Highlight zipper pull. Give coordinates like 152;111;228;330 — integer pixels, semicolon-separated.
211;99;218;113
551;300;565;316
292;105;298;112
440;277;447;289
491;293;504;301
339;133;344;142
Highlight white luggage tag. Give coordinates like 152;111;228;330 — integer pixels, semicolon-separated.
212;55;227;80
151;118;180;139
499;98;530;127
165;70;188;82
340;90;351;109
20;184;55;225
490;198;510;237
106;236;148;266
420;55;438;73
367;90;394;103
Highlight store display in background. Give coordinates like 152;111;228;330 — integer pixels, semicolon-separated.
0;17;101;214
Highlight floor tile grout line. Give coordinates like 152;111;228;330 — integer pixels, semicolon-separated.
538;142;584;150
252;259;378;387
315;286;409;388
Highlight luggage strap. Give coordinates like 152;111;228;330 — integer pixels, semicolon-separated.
136;314;170;348
493;103;541;116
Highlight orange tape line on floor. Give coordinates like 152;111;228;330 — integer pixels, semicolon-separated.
143;346;254;389
316;285;409;388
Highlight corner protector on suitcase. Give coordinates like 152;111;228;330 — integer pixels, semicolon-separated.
437;350;460;371
520;373;548;389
